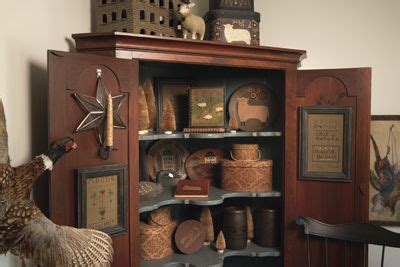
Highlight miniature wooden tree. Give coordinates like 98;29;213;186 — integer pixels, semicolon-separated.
228;113;239;131
215;231;226;254
245;206;254;242
200;207;214;245
161;99;176;132
143;79;156;130
138;86;150;132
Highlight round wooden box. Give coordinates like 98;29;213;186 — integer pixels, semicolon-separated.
140;221;177;260
221;159;273;192
230;144;260;161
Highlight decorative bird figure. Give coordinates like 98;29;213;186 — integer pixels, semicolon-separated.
0;99;113;266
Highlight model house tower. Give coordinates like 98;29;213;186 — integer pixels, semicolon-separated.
95;0;180;37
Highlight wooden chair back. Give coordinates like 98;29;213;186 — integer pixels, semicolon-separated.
296;216;400;267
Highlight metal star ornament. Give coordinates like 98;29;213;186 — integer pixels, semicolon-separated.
74;70;126;146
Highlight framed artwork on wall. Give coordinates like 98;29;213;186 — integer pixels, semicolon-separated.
77;164;128;236
299;106;352;182
369;115;400;225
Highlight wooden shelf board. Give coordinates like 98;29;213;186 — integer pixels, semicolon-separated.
139;131;282;141
140;242;280;267
140;185;281;213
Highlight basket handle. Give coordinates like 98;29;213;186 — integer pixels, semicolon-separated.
230;149;261;161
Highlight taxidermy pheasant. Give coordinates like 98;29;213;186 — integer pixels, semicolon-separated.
0;99;113;266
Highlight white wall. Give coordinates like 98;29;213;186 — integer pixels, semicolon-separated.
0;1;91;266
1;0;399;266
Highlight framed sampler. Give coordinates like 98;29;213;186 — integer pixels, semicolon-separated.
77;164;128;236
299;106;352;182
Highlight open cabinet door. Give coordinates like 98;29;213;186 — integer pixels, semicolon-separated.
48;51;139;267
284;68;371;267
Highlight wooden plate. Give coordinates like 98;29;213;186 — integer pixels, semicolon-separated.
185;148;225;185
175;220;205;254
228;83;277;132
146;140;189;181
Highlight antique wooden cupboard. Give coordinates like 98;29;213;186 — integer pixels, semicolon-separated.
48;32;371;267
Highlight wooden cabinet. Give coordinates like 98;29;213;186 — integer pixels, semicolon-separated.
47;33;371;267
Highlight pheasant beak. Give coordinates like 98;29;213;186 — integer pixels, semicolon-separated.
64;140;78;152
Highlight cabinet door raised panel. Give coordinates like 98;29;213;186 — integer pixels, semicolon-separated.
284;68;371;267
48;50;139;267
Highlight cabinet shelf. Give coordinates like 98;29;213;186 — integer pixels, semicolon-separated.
140;185;281;213
139;131;282;141
140;242;280;267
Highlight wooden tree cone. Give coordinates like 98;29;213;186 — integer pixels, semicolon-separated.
138;86;150;132
246;206;254;242
161;99;176;132
200;207;214;245
215;231;226;254
228;113;239;132
143;79;156;130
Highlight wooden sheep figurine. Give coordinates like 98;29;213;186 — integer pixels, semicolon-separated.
177;2;205;40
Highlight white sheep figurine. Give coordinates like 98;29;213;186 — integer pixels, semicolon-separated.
177;2;205;40
224;24;251;45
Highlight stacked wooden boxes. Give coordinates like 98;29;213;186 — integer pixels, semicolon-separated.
205;0;260;45
94;0;181;37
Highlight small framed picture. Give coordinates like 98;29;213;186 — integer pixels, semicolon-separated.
155;78;193;131
189;86;225;128
369;116;400;225
77;164;127;236
299;106;352;182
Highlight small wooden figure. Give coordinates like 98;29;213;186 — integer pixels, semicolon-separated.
245;206;254;243
200;207;214;245
161;99;176;133
143;79;157;130
138;86;150;134
215;231;226;254
177;1;206;40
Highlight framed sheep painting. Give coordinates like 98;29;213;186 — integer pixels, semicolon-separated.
189;87;225;128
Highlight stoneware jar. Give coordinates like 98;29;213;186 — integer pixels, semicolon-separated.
255;208;279;247
223;206;247;250
230;144;260;161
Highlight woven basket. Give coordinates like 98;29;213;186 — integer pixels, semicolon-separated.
221;159;272;192
230;144;260;161
140;221;177;260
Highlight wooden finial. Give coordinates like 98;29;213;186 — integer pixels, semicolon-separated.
200;207;214;245
215;231;226;253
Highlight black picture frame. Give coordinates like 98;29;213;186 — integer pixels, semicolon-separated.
155;78;193;131
299;106;352;182
77;164;127;236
